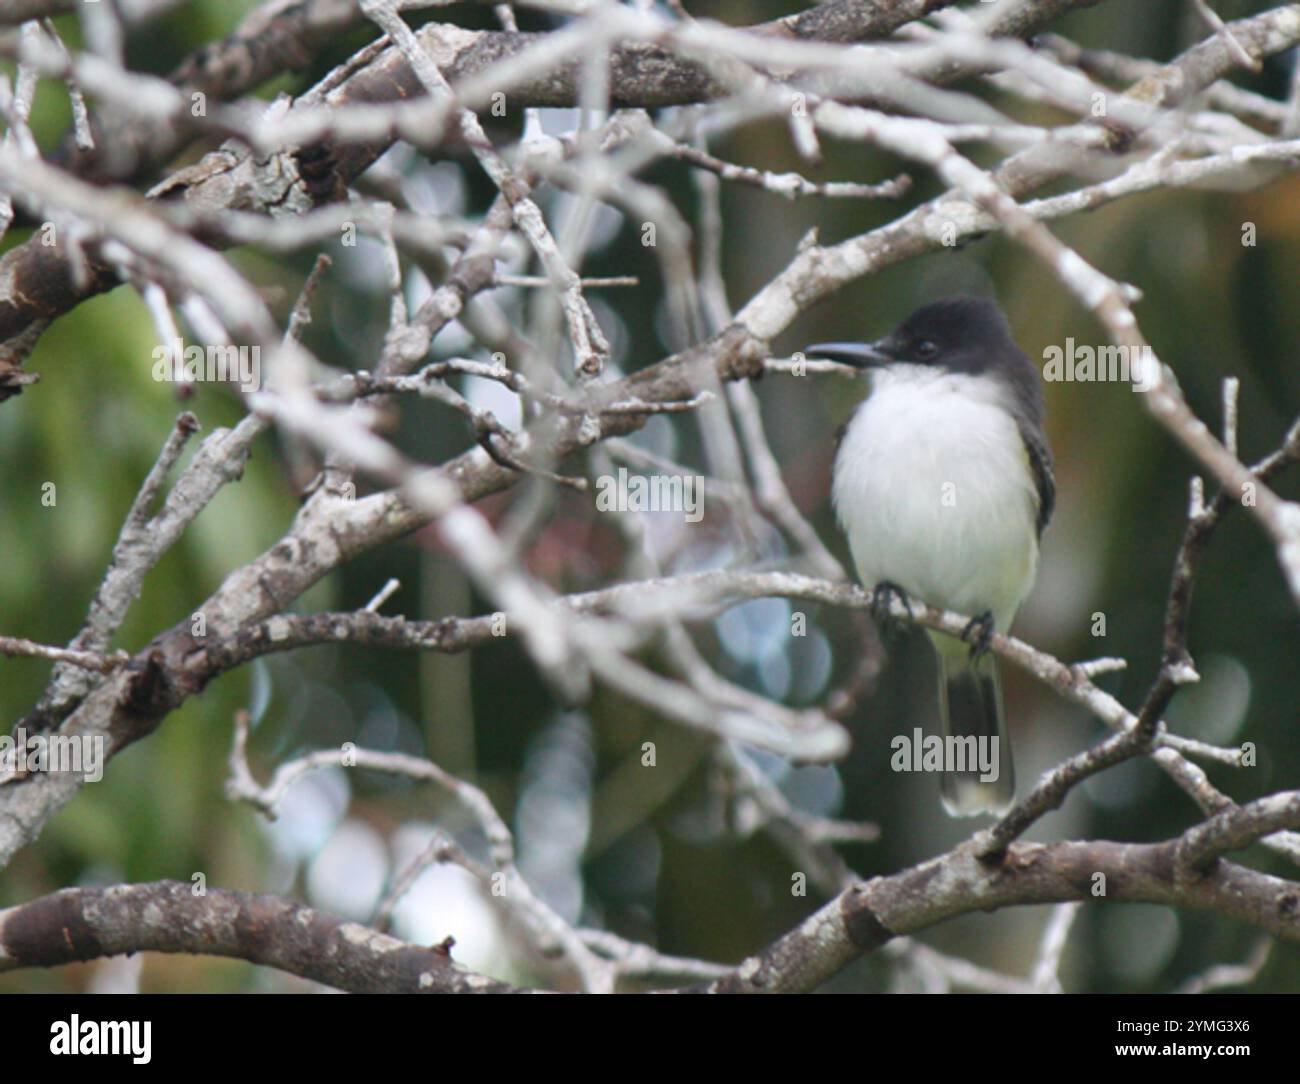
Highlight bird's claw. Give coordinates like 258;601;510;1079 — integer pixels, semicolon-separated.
871;581;913;631
961;611;995;660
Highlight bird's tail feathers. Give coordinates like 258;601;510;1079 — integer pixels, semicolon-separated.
931;632;1015;817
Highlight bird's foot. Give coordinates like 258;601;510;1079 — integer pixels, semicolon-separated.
961;610;995;661
870;581;914;634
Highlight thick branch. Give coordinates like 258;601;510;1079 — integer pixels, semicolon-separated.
5;796;1299;994
0;880;519;993
701;808;1300;993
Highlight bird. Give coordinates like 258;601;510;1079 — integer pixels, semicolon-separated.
809;296;1054;816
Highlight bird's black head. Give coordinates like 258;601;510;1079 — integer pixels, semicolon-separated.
808;296;1019;375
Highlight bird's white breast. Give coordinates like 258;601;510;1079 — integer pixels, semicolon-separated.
832;365;1040;628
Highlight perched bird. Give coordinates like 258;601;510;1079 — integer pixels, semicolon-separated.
810;296;1054;816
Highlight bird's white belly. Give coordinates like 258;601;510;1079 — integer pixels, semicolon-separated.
832;368;1039;628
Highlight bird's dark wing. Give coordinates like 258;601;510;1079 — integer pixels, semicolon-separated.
1019;423;1055;537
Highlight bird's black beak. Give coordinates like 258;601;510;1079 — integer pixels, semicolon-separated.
806;340;892;368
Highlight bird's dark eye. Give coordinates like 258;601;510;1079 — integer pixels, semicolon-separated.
915;340;939;359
